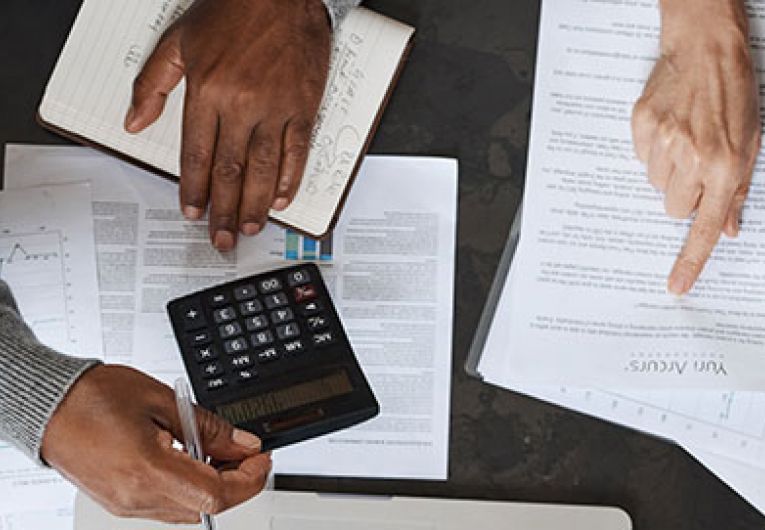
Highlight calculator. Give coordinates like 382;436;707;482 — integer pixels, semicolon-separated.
166;264;379;451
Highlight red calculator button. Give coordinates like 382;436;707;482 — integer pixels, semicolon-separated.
294;284;317;303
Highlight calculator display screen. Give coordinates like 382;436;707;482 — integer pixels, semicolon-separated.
216;370;354;426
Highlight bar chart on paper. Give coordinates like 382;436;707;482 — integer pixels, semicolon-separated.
284;229;334;261
0;228;76;353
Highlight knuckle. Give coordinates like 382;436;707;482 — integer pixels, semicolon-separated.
253;138;279;163
182;148;212;173
199;487;226;515
631;98;657;129
212;160;244;184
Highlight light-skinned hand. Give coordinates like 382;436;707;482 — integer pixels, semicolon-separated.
125;0;332;251
632;0;761;295
41;365;271;524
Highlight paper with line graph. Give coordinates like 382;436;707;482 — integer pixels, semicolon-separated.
0;183;102;357
0;182;102;530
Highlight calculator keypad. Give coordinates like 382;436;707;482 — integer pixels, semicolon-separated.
174;267;340;395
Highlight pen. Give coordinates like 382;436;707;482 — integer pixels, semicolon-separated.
174;378;217;530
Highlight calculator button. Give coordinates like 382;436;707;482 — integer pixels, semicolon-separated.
299;300;323;316
307;315;330;331
231;353;255;369
270;307;294;324
282;339;306;355
294;284;318;303
206;377;228;391
236;369;258;383
251;330;275;347
233;284;258;301
219;321;243;339
194;345;219;363
201;361;224;379
256;347;280;363
188;330;211;346
240;299;264;316
264;292;289;309
224;337;249;354
208;292;230;307
287;269;311;287
276;322;300;340
258;277;283;294
213;306;237;324
312;331;336;347
245;315;269;331
182;305;206;331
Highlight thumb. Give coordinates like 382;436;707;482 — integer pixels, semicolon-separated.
194;407;262;462
125;31;185;133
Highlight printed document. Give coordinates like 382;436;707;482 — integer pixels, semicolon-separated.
5;146;456;480
480;0;765;389
0;183;102;529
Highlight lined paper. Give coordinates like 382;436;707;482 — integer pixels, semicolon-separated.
40;1;414;237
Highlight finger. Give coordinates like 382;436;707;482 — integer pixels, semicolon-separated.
194;407;262;461
179;90;218;220
157;451;227;514
631;98;658;162
218;453;272;508
209;118;252;250
126;32;184;133
723;180;751;238
664;169;702;219
646;130;675;192
157;403;261;461
272;117;313;211
668;189;734;295
238;123;283;236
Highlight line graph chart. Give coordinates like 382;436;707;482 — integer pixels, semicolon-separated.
0;228;73;353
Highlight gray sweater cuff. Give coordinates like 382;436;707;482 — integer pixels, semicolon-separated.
0;283;101;465
322;0;363;28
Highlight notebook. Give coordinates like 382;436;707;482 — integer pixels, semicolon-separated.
39;1;414;238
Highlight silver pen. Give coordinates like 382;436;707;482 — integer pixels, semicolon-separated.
174;378;217;530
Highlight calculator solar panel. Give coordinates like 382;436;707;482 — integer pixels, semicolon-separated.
167;264;379;451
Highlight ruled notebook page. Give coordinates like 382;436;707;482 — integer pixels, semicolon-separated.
40;1;414;237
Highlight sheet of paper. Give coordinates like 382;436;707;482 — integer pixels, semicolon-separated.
247;157;457;479
684;444;765;517
0;182;102;530
478;0;765;389
39;1;413;236
6;146;457;480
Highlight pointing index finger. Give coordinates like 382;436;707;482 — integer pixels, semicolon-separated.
668;186;734;295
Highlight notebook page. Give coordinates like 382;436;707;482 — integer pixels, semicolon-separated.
39;1;413;237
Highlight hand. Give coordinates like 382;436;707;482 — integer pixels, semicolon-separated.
631;0;761;295
41;365;271;524
125;0;332;251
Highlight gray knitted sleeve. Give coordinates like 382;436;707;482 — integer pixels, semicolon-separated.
0;280;100;464
322;0;363;28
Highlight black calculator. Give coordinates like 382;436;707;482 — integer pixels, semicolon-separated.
167;264;379;451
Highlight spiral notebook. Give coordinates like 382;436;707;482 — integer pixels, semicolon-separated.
39;1;414;238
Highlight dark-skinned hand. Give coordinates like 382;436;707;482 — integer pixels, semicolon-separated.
125;0;332;251
41;365;272;524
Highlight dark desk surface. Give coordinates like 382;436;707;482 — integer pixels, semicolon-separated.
1;0;762;528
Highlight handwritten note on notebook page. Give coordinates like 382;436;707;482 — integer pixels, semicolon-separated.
39;1;414;237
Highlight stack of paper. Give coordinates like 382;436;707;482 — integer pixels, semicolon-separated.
2;145;458;529
475;0;765;517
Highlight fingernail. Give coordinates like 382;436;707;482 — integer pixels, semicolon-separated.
124;106;138;132
668;274;689;296
183;205;204;220
241;223;261;236
232;429;261;451
272;198;289;211
213;230;235;251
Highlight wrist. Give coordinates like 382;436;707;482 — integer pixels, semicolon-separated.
659;0;749;52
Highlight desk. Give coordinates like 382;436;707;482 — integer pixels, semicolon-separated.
0;0;762;528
